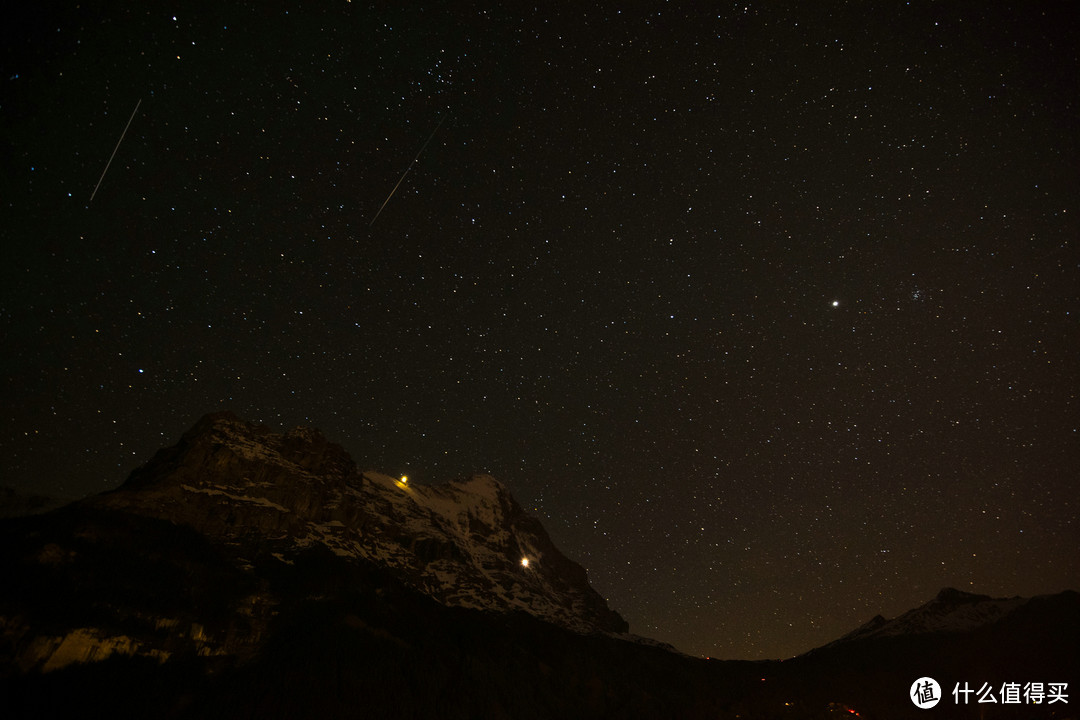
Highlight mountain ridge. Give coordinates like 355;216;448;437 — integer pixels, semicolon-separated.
89;411;628;637
808;586;1074;654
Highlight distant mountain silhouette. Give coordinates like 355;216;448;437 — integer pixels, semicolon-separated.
0;486;69;518
811;587;1056;650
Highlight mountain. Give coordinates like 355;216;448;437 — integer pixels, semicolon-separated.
88;411;626;638
813;587;1036;649
0;412;1076;719
781;588;1080;720
0;412;728;719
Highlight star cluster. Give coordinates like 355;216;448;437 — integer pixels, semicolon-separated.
2;2;1077;659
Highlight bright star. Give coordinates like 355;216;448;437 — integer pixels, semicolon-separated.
831;300;840;308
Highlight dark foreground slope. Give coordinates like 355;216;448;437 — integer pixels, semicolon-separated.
778;588;1080;720
0;503;757;720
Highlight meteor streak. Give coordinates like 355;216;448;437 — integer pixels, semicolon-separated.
369;115;445;227
89;99;142;204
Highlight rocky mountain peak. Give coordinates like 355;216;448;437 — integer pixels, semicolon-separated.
933;587;992;604
92;412;627;635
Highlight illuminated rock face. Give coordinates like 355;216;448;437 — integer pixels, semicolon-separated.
19;628;170;673
92;412;627;636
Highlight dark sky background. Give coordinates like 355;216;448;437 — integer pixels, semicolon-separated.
3;1;1077;660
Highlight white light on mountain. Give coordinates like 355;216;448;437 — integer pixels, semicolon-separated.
399;475;408;485
521;557;529;568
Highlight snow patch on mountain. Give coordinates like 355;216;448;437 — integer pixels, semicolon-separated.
180;484;292;512
876;588;1025;636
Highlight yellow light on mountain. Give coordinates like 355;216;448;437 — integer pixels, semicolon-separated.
521;557;529;568
399;475;408;485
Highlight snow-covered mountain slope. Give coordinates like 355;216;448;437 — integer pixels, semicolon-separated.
818;587;1037;650
92;412;627;636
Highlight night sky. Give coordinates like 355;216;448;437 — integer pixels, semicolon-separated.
3;1;1078;660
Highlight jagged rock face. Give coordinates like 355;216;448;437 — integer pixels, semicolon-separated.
92;412;627;635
